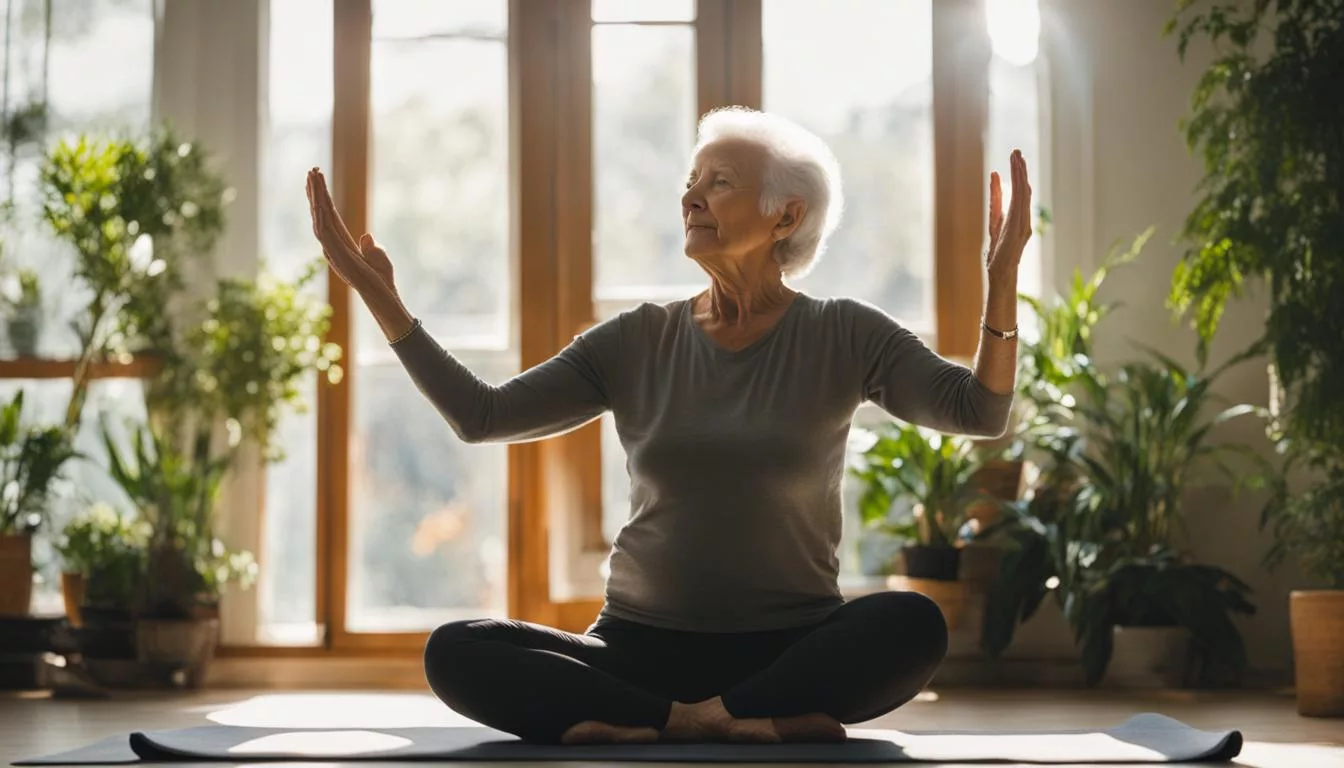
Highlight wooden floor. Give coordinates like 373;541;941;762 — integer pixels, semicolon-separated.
3;687;1341;767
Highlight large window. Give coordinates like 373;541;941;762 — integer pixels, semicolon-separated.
348;0;513;633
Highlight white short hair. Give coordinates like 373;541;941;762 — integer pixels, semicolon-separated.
693;107;844;278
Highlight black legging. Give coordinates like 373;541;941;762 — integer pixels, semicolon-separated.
422;591;949;744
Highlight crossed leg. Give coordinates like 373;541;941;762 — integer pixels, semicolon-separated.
422;591;948;744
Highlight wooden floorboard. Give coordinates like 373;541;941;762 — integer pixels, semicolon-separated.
2;688;1340;766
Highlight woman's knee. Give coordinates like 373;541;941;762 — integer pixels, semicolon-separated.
423;619;495;691
853;590;950;663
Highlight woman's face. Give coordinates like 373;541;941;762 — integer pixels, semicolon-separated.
681;137;800;271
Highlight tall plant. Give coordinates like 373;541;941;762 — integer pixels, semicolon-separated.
39;128;227;429
982;243;1267;686
1166;0;1344;587
38;128;341;617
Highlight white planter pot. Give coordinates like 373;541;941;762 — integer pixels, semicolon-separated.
1105;625;1190;688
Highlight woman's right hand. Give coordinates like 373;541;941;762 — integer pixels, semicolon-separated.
306;167;397;298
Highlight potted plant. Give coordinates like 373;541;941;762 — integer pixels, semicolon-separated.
1166;0;1344;716
850;421;984;628
53;503;149;686
37;126;339;685
52;502;148;628
0;389;79;617
1;268;44;357
982;343;1265;687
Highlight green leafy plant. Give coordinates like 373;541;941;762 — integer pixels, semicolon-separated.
982;237;1269;685
38;127;228;429
1015;227;1153;446
53;503;149;611
37;126;339;619
100;416;255;618
850;421;982;549
1166;0;1344;588
151;259;342;463
983;345;1265;685
0;390;79;535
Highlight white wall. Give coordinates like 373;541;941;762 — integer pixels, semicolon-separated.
1041;0;1306;683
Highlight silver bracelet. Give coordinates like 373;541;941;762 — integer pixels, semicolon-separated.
981;319;1019;340
388;317;422;346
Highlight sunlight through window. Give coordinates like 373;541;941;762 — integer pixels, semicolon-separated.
986;0;1040;67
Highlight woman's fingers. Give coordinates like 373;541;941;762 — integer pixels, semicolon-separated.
312;169;360;253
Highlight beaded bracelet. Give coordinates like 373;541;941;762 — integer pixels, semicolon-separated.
388;317;423;346
981;319;1019;341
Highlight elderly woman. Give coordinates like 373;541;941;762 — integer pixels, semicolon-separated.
305;107;1030;746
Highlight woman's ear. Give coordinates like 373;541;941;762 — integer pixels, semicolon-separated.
774;199;807;241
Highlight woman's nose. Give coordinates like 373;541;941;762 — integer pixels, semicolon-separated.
681;187;704;213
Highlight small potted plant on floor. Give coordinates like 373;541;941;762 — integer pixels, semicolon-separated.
58;503;149;686
0;389;79;617
53;502;148;628
850;420;983;628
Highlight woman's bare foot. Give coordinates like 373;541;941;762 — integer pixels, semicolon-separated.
772;712;847;743
661;697;780;743
561;721;660;744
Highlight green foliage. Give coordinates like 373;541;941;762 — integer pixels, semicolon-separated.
39;127;228;358
1166;0;1344;586
163;260;342;463
982;247;1266;685
99;415;255;618
0;390;79;535
1015;228;1152;439
53;503;149;611
850;422;983;549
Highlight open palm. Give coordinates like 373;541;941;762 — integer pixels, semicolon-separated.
305;168;397;296
986;150;1033;277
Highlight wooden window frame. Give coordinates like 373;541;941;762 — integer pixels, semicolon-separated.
221;0;997;655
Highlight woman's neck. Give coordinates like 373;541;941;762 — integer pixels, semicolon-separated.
696;255;795;329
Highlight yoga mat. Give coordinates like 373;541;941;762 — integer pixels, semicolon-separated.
14;713;1242;765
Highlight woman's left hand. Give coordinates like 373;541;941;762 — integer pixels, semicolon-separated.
985;149;1033;280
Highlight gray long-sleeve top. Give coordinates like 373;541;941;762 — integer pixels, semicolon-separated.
391;293;1013;632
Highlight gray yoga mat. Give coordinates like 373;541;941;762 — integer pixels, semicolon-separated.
14;714;1242;765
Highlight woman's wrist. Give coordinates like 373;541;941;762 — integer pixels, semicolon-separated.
983;266;1019;333
363;288;418;343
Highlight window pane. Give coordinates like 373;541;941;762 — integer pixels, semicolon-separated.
372;0;505;40
986;7;1043;308
353;0;512;632
257;0;334;646
592;0;695;23
592;24;699;294
761;0;935;331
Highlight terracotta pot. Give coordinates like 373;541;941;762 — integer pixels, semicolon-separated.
1106;625;1190;688
1290;590;1344;717
966;459;1024;527
902;544;962;581
886;574;970;631
61;572;86;627
137;617;220;688
0;533;33;617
